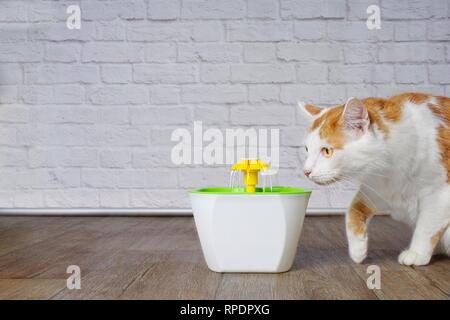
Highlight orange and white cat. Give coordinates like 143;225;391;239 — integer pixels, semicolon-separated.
299;93;449;266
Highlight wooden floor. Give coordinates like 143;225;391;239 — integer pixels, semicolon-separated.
0;216;448;300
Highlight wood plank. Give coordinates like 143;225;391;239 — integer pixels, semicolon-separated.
0;216;447;299
0;279;66;299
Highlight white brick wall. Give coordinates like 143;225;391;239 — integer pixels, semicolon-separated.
0;0;449;210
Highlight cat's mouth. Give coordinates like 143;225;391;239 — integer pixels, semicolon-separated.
309;174;341;185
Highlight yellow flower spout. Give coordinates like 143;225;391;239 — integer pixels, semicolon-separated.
231;159;270;192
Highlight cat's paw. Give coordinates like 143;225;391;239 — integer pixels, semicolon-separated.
398;249;431;266
349;239;367;263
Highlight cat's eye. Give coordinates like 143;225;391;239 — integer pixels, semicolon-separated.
305;146;308;153
321;147;333;158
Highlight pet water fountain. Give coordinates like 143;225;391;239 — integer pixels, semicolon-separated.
189;159;311;273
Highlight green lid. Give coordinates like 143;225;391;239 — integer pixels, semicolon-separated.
189;186;311;195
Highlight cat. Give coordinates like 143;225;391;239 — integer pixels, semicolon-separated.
298;92;449;266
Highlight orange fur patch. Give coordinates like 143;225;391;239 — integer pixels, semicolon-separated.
308;93;433;149
431;223;450;249
428;97;450;183
348;198;373;236
305;104;321;116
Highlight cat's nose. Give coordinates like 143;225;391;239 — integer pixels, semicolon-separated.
303;170;312;177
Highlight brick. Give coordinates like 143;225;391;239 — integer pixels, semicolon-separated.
45;43;80;62
150;85;181;104
244;44;276;63
277;43;342;62
29;22;94;41
182;0;246;19
371;65;394;84
0;86;18;104
227;22;292;42
100;149;131;168
14;191;45;208
192;21;223;41
381;0;447;19
394;21;427;41
194;106;229;124
281;85;346;105
82;43;144;63
201;65;230;83
0;147;27;167
329;65;371;84
126;22;191;41
294;21;326;40
429;65;450;84
428;21;450;41
395;65;426;84
231;64;295;83
0;1;27;22
133;64;197;84
0;127;18;145
131;148;176;168
347;0;381;20
121;169;177;188
82;0;146;20
231;105;295;125
145;43;177;63
343;44;377;64
178;168;229;189
98;106;130;124
0;43;43;62
30;106;96;124
84;126;148;147
0;23;28;42
0;192;14;207
101;65;132;84
18;125;85;146
130;106;190;125
82;169;116;188
248;0;278;19
18;169;80;189
346;84;377;98
297;64;328;84
181;85;246;103
45;190;99;208
248;85;280;103
88;85;148;105
327;21;393;42
178;43;242;63
130;189;189;208
0;64;22;85
25;64;99;84
378;43;445;62
100;190;130;207
29;147;96;168
21;85;85;104
148;0;180;20
94;21;126;41
281;0;346;19
28;1;69;22
0;105;28;123
280;127;307;147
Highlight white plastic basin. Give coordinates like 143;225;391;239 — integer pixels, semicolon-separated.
189;187;311;273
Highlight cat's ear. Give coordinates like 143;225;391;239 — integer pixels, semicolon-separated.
298;101;322;120
342;97;369;134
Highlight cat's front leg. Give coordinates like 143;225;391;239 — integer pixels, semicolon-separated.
398;194;450;266
346;191;375;263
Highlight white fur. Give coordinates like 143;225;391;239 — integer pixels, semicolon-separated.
300;97;450;266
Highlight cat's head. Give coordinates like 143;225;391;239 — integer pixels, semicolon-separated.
299;97;384;185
